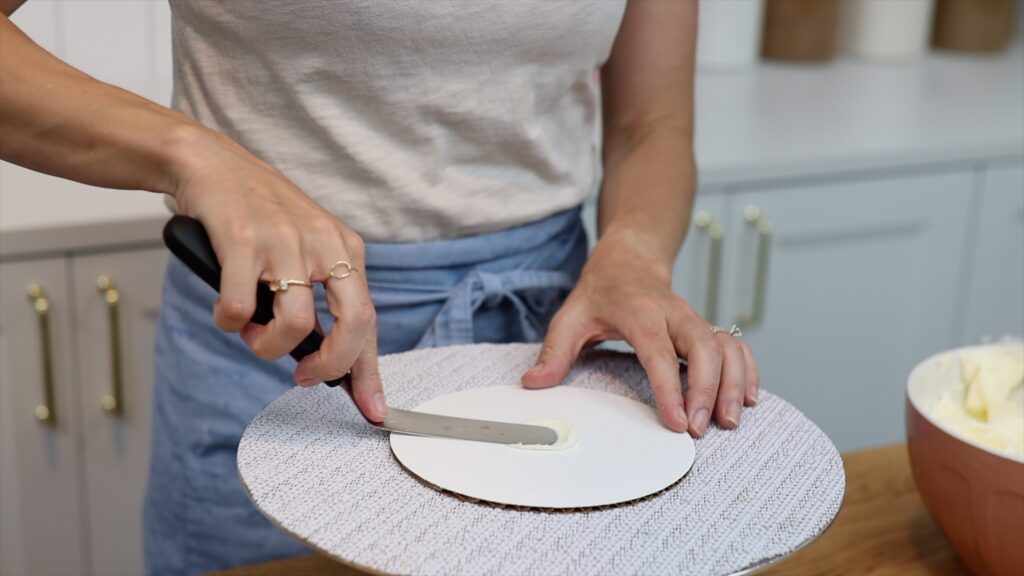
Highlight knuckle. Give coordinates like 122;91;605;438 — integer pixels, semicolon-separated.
631;297;662;319
284;310;316;336
539;342;558;359
308;216;339;240
228;222;258;246
724;371;746;392
322;365;349;382
724;338;744;356
345;299;376;329
267;221;301;248
320;349;355;380
703;338;725;359
639;345;679;372
673;297;696;318
342;231;366;260
695;383;720;404
219;298;252;322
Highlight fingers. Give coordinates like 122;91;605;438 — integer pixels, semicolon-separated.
346;325;387;422
240;248;318;359
739;340;760;406
713;333;747;429
293;239;375;388
521;305;590;390
212;244;259;332
667;305;722;438
621;307;688;433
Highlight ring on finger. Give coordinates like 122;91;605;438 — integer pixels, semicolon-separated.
262;277;314;292
329;260;358;280
710;324;743;338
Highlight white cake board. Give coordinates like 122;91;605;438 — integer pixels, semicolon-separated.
238;343;845;576
390;385;696;508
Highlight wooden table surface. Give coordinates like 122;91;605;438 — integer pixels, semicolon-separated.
213;443;967;576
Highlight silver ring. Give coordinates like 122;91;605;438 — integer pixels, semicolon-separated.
710;324;743;338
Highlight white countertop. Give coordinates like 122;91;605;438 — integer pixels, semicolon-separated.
694;43;1024;186
2;44;1022;241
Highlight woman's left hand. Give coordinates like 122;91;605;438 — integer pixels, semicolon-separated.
521;229;759;437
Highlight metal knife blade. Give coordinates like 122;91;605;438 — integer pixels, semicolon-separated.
373;408;558;446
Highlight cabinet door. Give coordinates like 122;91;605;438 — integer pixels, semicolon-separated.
73;248;167;576
0;258;86;575
961;165;1024;343
722;171;972;451
673;194;728;325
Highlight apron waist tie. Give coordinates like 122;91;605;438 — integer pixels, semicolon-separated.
415;268;576;348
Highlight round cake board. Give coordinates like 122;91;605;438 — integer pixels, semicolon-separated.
390;385;696;509
238;343;845;576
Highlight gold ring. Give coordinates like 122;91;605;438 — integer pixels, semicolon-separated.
329;260;358;280
263;278;313;292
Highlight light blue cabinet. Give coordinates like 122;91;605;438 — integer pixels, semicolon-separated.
672;194;728;326
719;171;974;451
0;248;165;576
960;165;1024;344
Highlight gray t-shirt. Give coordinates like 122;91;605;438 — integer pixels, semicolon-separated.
170;0;627;242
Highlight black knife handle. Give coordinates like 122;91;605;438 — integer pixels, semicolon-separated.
162;215;354;396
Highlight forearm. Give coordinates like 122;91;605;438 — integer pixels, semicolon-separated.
0;14;204;196
596;125;696;274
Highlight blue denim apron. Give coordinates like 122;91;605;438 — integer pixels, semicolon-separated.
143;207;587;575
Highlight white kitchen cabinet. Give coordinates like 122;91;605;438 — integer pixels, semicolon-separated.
0;258;87;576
74;248;166;576
721;171;973;451
961;165;1024;344
0;246;164;576
672;194;728;326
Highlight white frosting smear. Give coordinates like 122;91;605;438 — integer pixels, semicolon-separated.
512;418;580;451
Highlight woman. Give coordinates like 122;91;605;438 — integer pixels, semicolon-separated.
0;1;759;573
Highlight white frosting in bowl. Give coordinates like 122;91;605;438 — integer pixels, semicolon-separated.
930;346;1024;457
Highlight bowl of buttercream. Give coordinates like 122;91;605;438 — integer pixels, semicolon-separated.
906;343;1024;576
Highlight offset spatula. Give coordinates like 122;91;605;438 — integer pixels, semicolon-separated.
163;215;557;446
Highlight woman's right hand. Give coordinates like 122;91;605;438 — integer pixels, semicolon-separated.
167;125;387;422
0;11;383;420
1;7;386;418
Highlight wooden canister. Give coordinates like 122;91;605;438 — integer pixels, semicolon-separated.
933;0;1017;53
762;0;842;61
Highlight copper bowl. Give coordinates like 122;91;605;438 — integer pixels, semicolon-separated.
906;344;1024;576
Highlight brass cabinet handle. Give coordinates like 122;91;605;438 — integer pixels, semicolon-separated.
694;211;724;325
737;205;773;328
26;284;56;426
96;275;124;416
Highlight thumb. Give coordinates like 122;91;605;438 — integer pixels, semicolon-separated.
521;308;588;389
348;329;387;422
